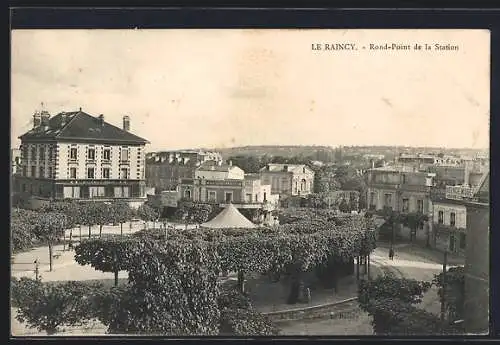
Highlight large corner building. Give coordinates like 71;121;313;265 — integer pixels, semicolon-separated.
13;109;149;208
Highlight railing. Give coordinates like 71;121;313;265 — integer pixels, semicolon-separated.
445;186;475;200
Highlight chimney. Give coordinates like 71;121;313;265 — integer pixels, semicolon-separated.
98;114;105;126
464;161;471;186
33;111;41;128
123;115;130;131
40;110;51;129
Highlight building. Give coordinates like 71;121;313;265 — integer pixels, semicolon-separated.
429;162;488;255
259;163;315;196
13;109;149;209
145;150;222;191
462;172;489;334
11;148;21;175
366;165;433;214
195;160;244;180
178;163;278;214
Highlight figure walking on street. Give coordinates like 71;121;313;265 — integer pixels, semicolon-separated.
389;247;395;261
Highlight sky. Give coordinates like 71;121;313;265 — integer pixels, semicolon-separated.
11;29;490;151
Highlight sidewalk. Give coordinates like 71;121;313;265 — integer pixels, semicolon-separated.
377;242;464;266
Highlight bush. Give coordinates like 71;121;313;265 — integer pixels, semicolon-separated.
219;308;280;336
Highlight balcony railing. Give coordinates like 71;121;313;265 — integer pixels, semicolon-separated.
445;185;475;201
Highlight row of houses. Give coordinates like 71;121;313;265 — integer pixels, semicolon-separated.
11;109;316;213
366;161;489;257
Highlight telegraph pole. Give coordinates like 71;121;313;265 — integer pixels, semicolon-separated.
440;250;448;322
34;259;39;281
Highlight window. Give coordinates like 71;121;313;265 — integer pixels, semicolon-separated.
225;192;233;203
102;168;110;179
450;212;456;227
263;192;267;202
103;148;111;161
63;186;80;199
39;147;45;161
459;233;466;249
70;147;78;160
70;168;77;179
402;198;409;212
87;168;95;179
384;193;392;208
438;210;444;224
89;186;105;198
31;166;36;177
370;192;376;207
48;167;53;179
120;147;129;162
39;166;44;178
208;191;216;202
22;166;27;177
114;186;130;198
88;148;96;160
246;193;252;203
120;168;129;179
417;199;424;213
402;174;407;184
31;147;36;160
184;189;191;199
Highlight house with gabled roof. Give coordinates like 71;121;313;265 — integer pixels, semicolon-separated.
13;108;149;208
259;163;315;196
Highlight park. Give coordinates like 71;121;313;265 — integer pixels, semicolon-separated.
10;200;465;336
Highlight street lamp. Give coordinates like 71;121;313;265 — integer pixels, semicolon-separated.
425;173;436;248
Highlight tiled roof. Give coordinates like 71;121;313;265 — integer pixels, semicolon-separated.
197;160;234;172
260;163;312;174
19;110;149;144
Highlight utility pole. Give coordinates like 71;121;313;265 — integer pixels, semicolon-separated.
34;259;39;281
440;250;448;323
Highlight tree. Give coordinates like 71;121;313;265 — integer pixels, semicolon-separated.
137;204;160;230
358;273;436;335
226;155;263;173
11;208;38;253
32;212;68;272
109;201;133;237
80;202;99;239
75;237;132;286
402;212;428;242
94;203;112;238
12;277;100;335
191;203;213;225
433;266;465;321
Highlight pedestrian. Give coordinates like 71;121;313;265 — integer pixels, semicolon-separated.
389;247;395;260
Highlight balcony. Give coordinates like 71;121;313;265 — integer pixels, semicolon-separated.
445;185;476;201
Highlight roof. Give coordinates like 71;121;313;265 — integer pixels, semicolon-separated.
19;110;149;144
201;203;257;229
197;160;238;172
260;163;313;174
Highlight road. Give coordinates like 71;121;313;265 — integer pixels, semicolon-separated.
279;245;459;335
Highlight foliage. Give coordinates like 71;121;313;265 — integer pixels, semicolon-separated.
109;201;133;226
218;285;252;310
137;204;160;223
226;155;265;173
358;273;432;308
306;193;326;209
31;211;68;243
433;266;465;321
103;238;220;335
74;237;133;273
11;277;101;335
39;201;82;229
357;273;462;335
219;308;279;336
80;202;101;229
11;208;38;252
